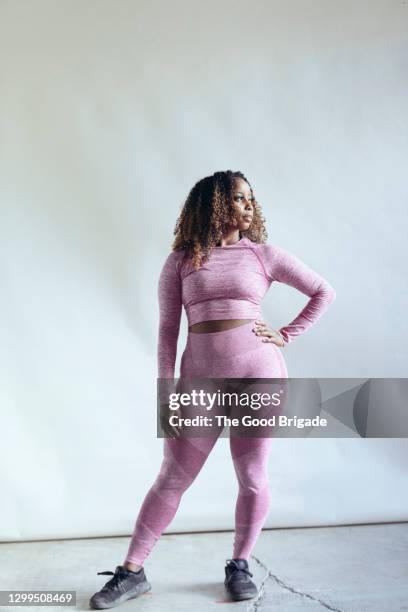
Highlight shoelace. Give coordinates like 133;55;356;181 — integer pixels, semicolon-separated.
96;569;128;590
226;559;253;578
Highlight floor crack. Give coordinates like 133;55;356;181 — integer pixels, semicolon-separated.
245;554;270;611
248;554;343;612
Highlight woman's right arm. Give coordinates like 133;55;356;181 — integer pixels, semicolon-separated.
157;250;183;379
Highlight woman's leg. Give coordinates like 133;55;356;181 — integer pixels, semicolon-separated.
124;435;218;566
204;320;288;561
229;436;273;560
125;333;225;566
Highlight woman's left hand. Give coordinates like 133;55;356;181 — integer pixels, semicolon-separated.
252;320;285;347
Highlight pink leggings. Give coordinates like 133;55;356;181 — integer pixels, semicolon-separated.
124;319;288;566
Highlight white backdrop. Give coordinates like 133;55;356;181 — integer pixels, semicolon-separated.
1;0;407;543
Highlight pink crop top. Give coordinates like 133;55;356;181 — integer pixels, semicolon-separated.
157;236;336;378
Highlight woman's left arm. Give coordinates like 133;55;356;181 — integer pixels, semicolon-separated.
257;243;336;346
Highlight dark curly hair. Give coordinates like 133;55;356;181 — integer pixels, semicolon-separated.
172;170;268;270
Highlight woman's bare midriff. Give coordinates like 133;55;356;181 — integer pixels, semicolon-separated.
188;319;254;333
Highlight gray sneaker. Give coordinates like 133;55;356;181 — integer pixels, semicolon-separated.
89;565;151;609
224;558;258;601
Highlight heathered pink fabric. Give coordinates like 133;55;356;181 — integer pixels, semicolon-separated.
125;321;287;566
158;236;336;378
124;244;335;566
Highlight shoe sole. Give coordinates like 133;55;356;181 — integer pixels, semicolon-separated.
224;584;258;601
89;580;152;609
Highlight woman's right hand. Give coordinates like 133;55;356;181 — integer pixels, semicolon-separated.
159;402;182;438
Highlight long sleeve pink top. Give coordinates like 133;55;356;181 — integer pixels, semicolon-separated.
158;236;336;378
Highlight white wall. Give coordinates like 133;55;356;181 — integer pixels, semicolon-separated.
1;0;407;542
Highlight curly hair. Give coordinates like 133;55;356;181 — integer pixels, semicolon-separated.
172;170;268;270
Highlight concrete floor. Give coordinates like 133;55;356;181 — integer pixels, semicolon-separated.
1;523;407;611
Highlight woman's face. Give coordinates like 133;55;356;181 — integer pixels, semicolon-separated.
231;178;254;230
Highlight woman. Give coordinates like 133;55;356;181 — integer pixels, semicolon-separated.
89;170;336;609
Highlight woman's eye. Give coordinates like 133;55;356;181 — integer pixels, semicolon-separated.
234;195;254;202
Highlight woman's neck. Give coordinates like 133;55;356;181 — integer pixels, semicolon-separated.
217;229;241;247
